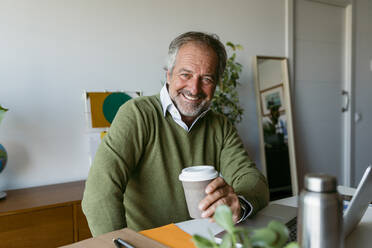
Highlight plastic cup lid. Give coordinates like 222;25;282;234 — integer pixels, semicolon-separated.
179;166;218;182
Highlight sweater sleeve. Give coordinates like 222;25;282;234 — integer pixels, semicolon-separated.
82;100;148;236
219;120;269;216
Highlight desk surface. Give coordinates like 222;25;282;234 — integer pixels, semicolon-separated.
61;228;168;248
62;186;372;248
177;194;372;248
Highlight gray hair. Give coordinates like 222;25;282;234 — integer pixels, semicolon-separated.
166;31;227;82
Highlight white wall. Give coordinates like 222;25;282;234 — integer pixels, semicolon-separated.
0;0;286;190
258;59;284;90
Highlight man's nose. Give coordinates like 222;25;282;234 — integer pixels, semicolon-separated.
188;76;202;95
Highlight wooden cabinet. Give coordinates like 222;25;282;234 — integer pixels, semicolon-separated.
75;203;91;241
0;181;92;248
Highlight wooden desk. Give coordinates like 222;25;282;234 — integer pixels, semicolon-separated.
177;194;372;248
61;228;168;248
0;181;92;248
59;195;372;248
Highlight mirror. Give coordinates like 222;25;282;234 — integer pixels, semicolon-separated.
253;56;298;199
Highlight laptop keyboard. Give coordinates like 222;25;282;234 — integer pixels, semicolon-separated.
287;217;297;242
215;215;298;243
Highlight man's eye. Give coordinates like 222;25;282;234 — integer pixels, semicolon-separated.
180;74;191;79
202;77;214;84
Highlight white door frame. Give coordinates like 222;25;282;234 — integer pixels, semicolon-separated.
342;2;354;187
285;0;355;186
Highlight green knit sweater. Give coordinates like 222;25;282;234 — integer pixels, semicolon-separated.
82;95;269;236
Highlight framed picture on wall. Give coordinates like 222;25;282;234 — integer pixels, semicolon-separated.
260;84;285;116
83;90;142;165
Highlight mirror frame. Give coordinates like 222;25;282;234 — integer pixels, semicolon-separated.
253;56;298;196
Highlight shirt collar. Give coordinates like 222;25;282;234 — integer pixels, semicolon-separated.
160;84;173;117
159;84;210;131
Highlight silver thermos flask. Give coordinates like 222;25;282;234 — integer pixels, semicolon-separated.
298;174;343;248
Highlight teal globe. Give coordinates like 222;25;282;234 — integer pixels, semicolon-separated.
0;144;7;173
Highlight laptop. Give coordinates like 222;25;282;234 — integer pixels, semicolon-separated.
343;164;372;237
215;203;297;242
215;164;372;241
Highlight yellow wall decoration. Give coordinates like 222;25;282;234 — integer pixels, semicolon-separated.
88;92;112;128
85;90;141;165
100;131;107;140
86;91;140;128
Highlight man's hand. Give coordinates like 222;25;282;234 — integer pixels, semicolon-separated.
198;177;241;223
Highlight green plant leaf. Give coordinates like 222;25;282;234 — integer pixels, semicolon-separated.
214;205;235;234
236;44;243;50
193;207;300;248
267;221;289;247
226;42;235;50
220;233;232;248
0;105;8;126
234;227;253;248
250;228;277;247
208;229;220;248
283;242;300;248
0;105;8;112
192;234;216;248
211;41;244;125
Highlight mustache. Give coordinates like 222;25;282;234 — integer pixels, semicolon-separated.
178;89;206;99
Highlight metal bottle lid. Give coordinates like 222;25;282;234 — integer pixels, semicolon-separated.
304;174;337;193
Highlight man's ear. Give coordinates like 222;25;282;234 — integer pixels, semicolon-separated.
166;70;172;85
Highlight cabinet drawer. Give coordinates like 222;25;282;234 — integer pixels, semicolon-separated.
76;204;92;241
0;206;74;248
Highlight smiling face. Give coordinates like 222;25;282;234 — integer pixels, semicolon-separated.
167;42;218;124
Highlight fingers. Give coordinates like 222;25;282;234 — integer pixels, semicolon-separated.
204;186;234;209
205;177;226;194
199;178;230;211
231;199;242;223
200;189;241;221
200;195;233;218
198;177;241;222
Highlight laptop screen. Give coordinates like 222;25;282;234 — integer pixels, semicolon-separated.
343;165;372;237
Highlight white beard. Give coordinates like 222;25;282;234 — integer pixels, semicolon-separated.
172;90;210;117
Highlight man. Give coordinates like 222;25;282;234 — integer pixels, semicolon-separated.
82;31;269;236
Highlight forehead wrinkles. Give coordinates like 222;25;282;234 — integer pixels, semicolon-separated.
174;43;218;75
176;56;215;74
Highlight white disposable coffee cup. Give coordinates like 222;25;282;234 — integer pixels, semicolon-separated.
179;166;218;219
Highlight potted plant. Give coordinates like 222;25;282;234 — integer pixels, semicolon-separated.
211;42;244;125
0;105;8;126
192;205;299;248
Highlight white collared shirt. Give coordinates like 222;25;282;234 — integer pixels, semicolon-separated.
159;84;209;132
